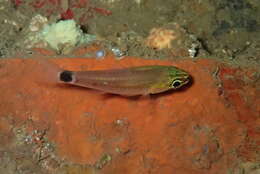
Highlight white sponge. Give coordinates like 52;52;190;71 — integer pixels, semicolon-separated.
40;20;82;50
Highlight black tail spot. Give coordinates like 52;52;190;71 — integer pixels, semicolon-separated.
59;71;73;82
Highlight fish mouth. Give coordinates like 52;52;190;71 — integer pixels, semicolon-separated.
184;75;191;84
178;74;191;87
181;75;192;88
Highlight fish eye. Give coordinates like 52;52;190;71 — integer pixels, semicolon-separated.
171;80;182;88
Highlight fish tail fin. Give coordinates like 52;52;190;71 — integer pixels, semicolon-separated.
33;56;64;85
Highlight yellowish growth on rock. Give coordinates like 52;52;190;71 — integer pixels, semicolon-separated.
145;27;177;50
